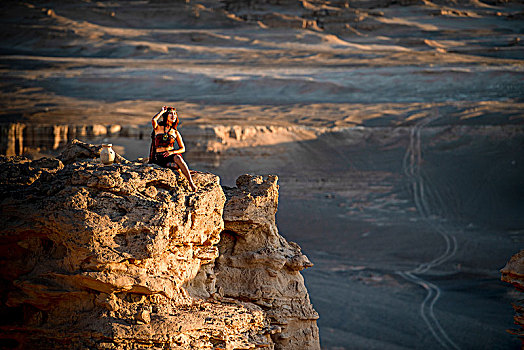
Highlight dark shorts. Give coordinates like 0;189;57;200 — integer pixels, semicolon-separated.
152;152;181;168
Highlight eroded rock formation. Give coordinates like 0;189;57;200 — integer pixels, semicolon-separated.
0;123;124;156
0;139;319;349
221;175;319;349
501;250;524;345
186;174;320;349
0;122;316;162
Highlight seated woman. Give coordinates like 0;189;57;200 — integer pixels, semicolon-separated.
149;106;197;191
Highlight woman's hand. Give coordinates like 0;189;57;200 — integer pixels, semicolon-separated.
162;151;172;157
153;106;167;121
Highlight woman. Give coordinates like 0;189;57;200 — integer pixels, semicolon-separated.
149;106;197;191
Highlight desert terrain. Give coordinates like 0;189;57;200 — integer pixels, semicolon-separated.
1;0;523;349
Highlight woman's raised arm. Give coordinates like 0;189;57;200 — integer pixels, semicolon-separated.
152;106;167;129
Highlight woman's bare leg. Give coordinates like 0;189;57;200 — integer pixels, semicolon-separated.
168;155;196;191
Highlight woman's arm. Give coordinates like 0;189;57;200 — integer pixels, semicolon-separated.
152;106;167;129
172;130;186;154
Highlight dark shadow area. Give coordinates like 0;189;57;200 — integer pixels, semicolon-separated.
187;124;524;349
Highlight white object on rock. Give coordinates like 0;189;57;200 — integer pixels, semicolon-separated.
100;144;115;165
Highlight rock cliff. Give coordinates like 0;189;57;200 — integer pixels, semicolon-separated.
501;250;524;345
0;122;317;161
188;174;319;349
0;140;319;349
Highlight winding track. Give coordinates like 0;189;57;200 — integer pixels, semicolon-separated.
397;113;460;350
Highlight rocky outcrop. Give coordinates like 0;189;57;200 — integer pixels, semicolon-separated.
0;140;319;349
222;0;414;34
501;250;524;345
186;174;320;349
0;123;125;156
0;123;25;156
0;122;318;166
220;175;320;349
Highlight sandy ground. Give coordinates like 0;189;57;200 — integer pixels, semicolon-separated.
1;0;524;348
201;124;523;349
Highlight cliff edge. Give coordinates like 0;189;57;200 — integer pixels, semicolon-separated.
0;140;319;349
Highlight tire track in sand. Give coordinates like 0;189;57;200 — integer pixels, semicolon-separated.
397;112;460;350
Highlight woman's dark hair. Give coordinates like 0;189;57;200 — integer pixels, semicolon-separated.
158;108;178;128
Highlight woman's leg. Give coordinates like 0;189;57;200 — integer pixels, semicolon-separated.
168;155;196;191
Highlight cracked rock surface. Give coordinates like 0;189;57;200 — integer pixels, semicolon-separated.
0;140;319;349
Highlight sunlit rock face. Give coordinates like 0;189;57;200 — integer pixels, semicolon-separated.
0;123;125;156
0;122;312;166
220;175;320;349
187;174;320;349
0;140;319;349
501;250;524;345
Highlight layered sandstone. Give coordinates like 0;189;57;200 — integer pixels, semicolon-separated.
0;140;319;349
501;250;524;344
0;122;317;159
186;174;320;349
